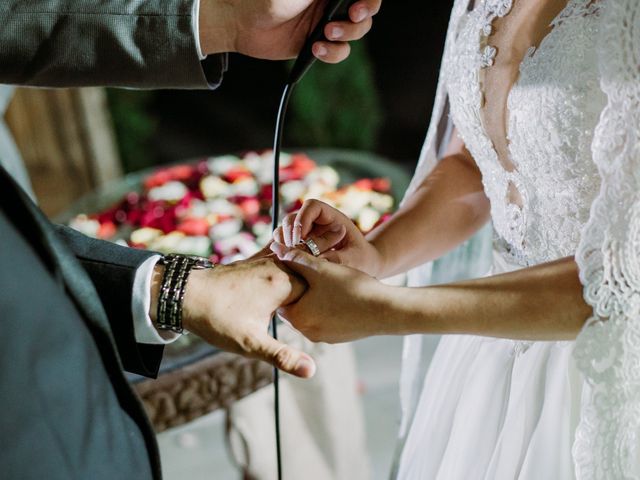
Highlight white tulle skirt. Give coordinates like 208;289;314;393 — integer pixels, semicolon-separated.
396;251;586;479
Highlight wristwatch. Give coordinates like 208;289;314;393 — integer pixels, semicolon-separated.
156;254;215;334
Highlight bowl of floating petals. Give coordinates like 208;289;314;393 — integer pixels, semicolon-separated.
61;149;410;367
65;149;409;264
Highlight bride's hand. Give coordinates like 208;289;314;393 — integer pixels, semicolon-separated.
271;199;384;277
278;249;390;343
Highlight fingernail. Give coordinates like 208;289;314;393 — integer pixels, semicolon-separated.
330;223;344;232
315;44;328;57
354;7;369;22
294;357;316;378
284;249;301;262
270;243;282;256
331;26;344;39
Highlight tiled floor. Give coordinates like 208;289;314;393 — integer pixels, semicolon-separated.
158;336;406;480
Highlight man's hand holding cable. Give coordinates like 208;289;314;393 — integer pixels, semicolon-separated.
199;0;382;63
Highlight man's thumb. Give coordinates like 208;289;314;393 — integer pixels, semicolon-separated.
256;334;316;378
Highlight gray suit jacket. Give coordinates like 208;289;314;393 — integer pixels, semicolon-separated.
0;0;226;89
0;2;225;478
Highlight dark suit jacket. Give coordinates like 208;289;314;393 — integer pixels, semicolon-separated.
0;166;163;479
0;2;225;478
0;0;226;89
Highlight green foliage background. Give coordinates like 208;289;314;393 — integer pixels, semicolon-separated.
106;89;157;173
107;41;382;173
289;42;382;150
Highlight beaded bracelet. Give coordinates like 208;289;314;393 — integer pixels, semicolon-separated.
156;254;214;333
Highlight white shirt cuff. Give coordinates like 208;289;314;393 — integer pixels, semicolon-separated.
193;0;207;60
132;255;181;345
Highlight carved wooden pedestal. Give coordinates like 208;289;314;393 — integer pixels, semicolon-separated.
133;352;273;433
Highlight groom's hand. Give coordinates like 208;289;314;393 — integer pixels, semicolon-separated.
200;0;382;63
152;257;316;378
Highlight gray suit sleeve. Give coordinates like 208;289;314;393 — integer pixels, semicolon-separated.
53;224;165;377
0;0;226;89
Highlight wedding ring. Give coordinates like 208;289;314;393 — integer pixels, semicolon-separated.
303;238;321;257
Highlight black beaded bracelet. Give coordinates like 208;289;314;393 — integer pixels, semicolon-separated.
156;254;215;334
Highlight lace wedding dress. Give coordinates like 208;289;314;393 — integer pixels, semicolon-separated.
393;0;640;478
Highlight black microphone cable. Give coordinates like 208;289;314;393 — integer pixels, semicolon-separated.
269;81;293;480
268;3;358;479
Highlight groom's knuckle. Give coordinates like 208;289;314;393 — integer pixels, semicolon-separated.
267;266;288;285
261;270;290;297
256;258;276;273
238;331;261;354
274;347;296;370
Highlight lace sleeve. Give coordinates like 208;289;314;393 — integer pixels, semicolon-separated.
572;1;640;478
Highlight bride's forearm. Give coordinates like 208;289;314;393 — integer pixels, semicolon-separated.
381;256;592;340
367;152;490;278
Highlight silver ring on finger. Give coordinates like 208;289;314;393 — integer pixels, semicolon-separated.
303;238;321;257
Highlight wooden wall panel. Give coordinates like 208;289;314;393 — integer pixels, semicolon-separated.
5;88;122;217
